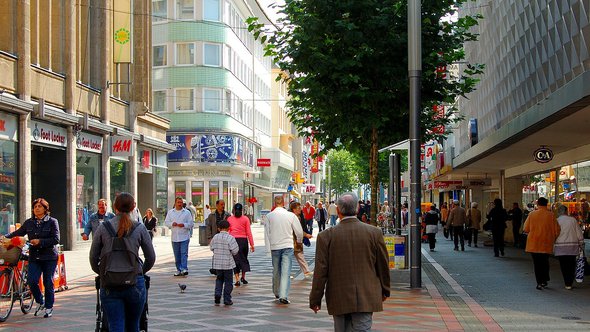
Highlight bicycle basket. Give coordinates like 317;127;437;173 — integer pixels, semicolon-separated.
0;246;22;265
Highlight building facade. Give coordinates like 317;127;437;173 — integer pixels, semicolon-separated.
153;0;288;220
0;1;173;249
434;1;590;224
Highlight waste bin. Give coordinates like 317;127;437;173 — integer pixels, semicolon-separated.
199;225;208;246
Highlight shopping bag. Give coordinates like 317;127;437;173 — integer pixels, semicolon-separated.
575;251;585;283
443;227;449;239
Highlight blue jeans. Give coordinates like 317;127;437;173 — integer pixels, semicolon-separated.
28;259;57;309
215;269;234;303
100;275;146;332
271;248;293;299
172;239;190;272
305;219;314;234
330;215;337;227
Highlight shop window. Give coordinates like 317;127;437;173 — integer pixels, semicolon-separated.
191;181;204;221
110;159;129;206
209;181;219;206
155;167;168;223
0;139;17;235
174;181;186;199
76;152;101;240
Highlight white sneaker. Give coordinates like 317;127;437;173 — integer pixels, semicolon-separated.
34;303;45;316
44;308;53;318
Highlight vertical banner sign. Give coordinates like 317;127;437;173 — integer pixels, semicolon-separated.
301;150;309;182
111;135;133;157
113;0;132;63
311;139;319;173
432;104;445;134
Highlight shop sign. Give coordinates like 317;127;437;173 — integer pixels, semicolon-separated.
534;147;553;163
461;178;491;187
31;121;67;148
311;139;319;173
0;113;18;142
110;135;133;157
427;180;462;190
301;150;310;182
76;132;103;153
302;184;316;193
166;134;255;167
257;158;271;167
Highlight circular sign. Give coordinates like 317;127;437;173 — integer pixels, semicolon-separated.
534;147;553;163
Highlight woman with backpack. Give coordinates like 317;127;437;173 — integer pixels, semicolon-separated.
89;193;156;332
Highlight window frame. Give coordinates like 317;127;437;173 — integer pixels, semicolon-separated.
175;42;195;66
152;0;168;23
203;0;221;22
153;90;168;113
152;44;167;67
175;0;195;20
175;88;195;112
203;88;222;113
203;43;222;67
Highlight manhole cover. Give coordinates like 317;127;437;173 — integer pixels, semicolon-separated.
562;316;581;320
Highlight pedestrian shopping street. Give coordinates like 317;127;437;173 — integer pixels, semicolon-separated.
3;224;590;331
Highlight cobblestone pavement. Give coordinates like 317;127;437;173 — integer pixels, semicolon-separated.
2;224;590;331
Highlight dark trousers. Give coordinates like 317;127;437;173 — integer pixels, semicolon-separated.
28;259;58;309
557;255;576;287
452;226;464;249
305;219;314;234
512;222;521;246
215;269;234;303
531;253;551;285
318;220;326;232
427;233;436;250
448;225;454;239
467;228;479;246
492;228;505;256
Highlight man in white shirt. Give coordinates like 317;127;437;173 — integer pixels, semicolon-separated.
265;195;304;304
165;196;195;276
327;201;338;227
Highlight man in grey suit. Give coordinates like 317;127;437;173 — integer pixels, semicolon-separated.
310;192;390;331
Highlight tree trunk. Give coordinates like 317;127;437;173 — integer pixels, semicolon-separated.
370;127;378;225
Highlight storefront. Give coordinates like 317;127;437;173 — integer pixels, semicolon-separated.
75;131;103;241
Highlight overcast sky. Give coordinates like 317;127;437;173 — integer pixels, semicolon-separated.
258;0;285;23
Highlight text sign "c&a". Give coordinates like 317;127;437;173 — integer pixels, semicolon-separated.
534;147;553;163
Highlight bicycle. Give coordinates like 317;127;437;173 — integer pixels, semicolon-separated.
0;242;34;322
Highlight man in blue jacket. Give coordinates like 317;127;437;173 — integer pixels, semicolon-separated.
82;198;115;241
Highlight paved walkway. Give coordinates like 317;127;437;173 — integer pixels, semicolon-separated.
2;224;590;331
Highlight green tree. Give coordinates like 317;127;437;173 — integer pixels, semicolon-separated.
326;149;359;197
249;0;483;221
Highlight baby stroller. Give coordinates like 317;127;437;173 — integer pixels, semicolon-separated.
95;275;150;332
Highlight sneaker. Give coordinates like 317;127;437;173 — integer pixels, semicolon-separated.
215;296;221;304
234;281;241;287
173;271;183;277
224;300;233;305
474;244;478;248
565;286;573;290
34;303;45;316
430;249;435;252
278;298;290;305
44;308;53;318
536;285;543;290
182;270;189;276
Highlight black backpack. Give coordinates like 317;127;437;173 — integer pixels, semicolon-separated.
99;221;140;289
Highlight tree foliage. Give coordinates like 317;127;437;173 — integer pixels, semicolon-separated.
249;0;484;221
326;149;359;197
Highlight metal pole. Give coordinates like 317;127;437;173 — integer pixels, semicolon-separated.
393;153;402;236
389;153;394;233
408;0;422;289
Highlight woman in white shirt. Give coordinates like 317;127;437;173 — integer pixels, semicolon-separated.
554;205;584;290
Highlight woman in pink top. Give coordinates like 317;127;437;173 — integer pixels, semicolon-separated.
228;203;255;286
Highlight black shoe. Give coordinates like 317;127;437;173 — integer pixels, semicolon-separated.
501;251;505;257
494;254;499;257
278;298;290;304
430;249;435;252
541;283;548;288
235;281;241;287
461;247;465;251
182;270;189;276
454;247;459;251
536;285;543;290
240;278;248;285
215;296;221;304
474;244;478;248
224;301;233;305
467;243;472;247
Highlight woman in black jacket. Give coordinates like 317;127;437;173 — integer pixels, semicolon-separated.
143;208;158;239
5;198;59;318
487;198;509;257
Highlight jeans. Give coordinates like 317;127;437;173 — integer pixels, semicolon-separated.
172;239;190;272
28;259;57;309
100;275;146;332
271;248;293;299
305;219;314;234
215;269;234;303
330;215;337;227
333;312;373;332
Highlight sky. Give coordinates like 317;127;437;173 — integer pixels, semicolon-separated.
257;0;285;24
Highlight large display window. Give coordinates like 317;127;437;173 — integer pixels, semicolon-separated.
110;159;129;205
0;139;17;235
76;152;101;240
191;181;204;221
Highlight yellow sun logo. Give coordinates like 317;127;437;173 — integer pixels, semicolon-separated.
115;28;130;45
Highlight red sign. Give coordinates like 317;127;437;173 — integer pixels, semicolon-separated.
257;158;271;167
111;135;133;157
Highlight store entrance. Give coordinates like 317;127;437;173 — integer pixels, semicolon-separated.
31;145;67;246
137;172;154;215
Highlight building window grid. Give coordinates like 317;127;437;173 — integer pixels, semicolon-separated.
152;0;168;22
176;0;195;20
203;88;222;113
153;45;167;67
153;90;167;113
175;42;195;65
203;42;222;67
175;88;195;112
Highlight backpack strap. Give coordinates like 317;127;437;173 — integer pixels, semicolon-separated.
103;220;117;238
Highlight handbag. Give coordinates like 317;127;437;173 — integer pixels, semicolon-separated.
576;247;585;283
209;259;217;275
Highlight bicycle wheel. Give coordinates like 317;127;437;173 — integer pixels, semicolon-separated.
19;264;34;314
0;269;15;322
